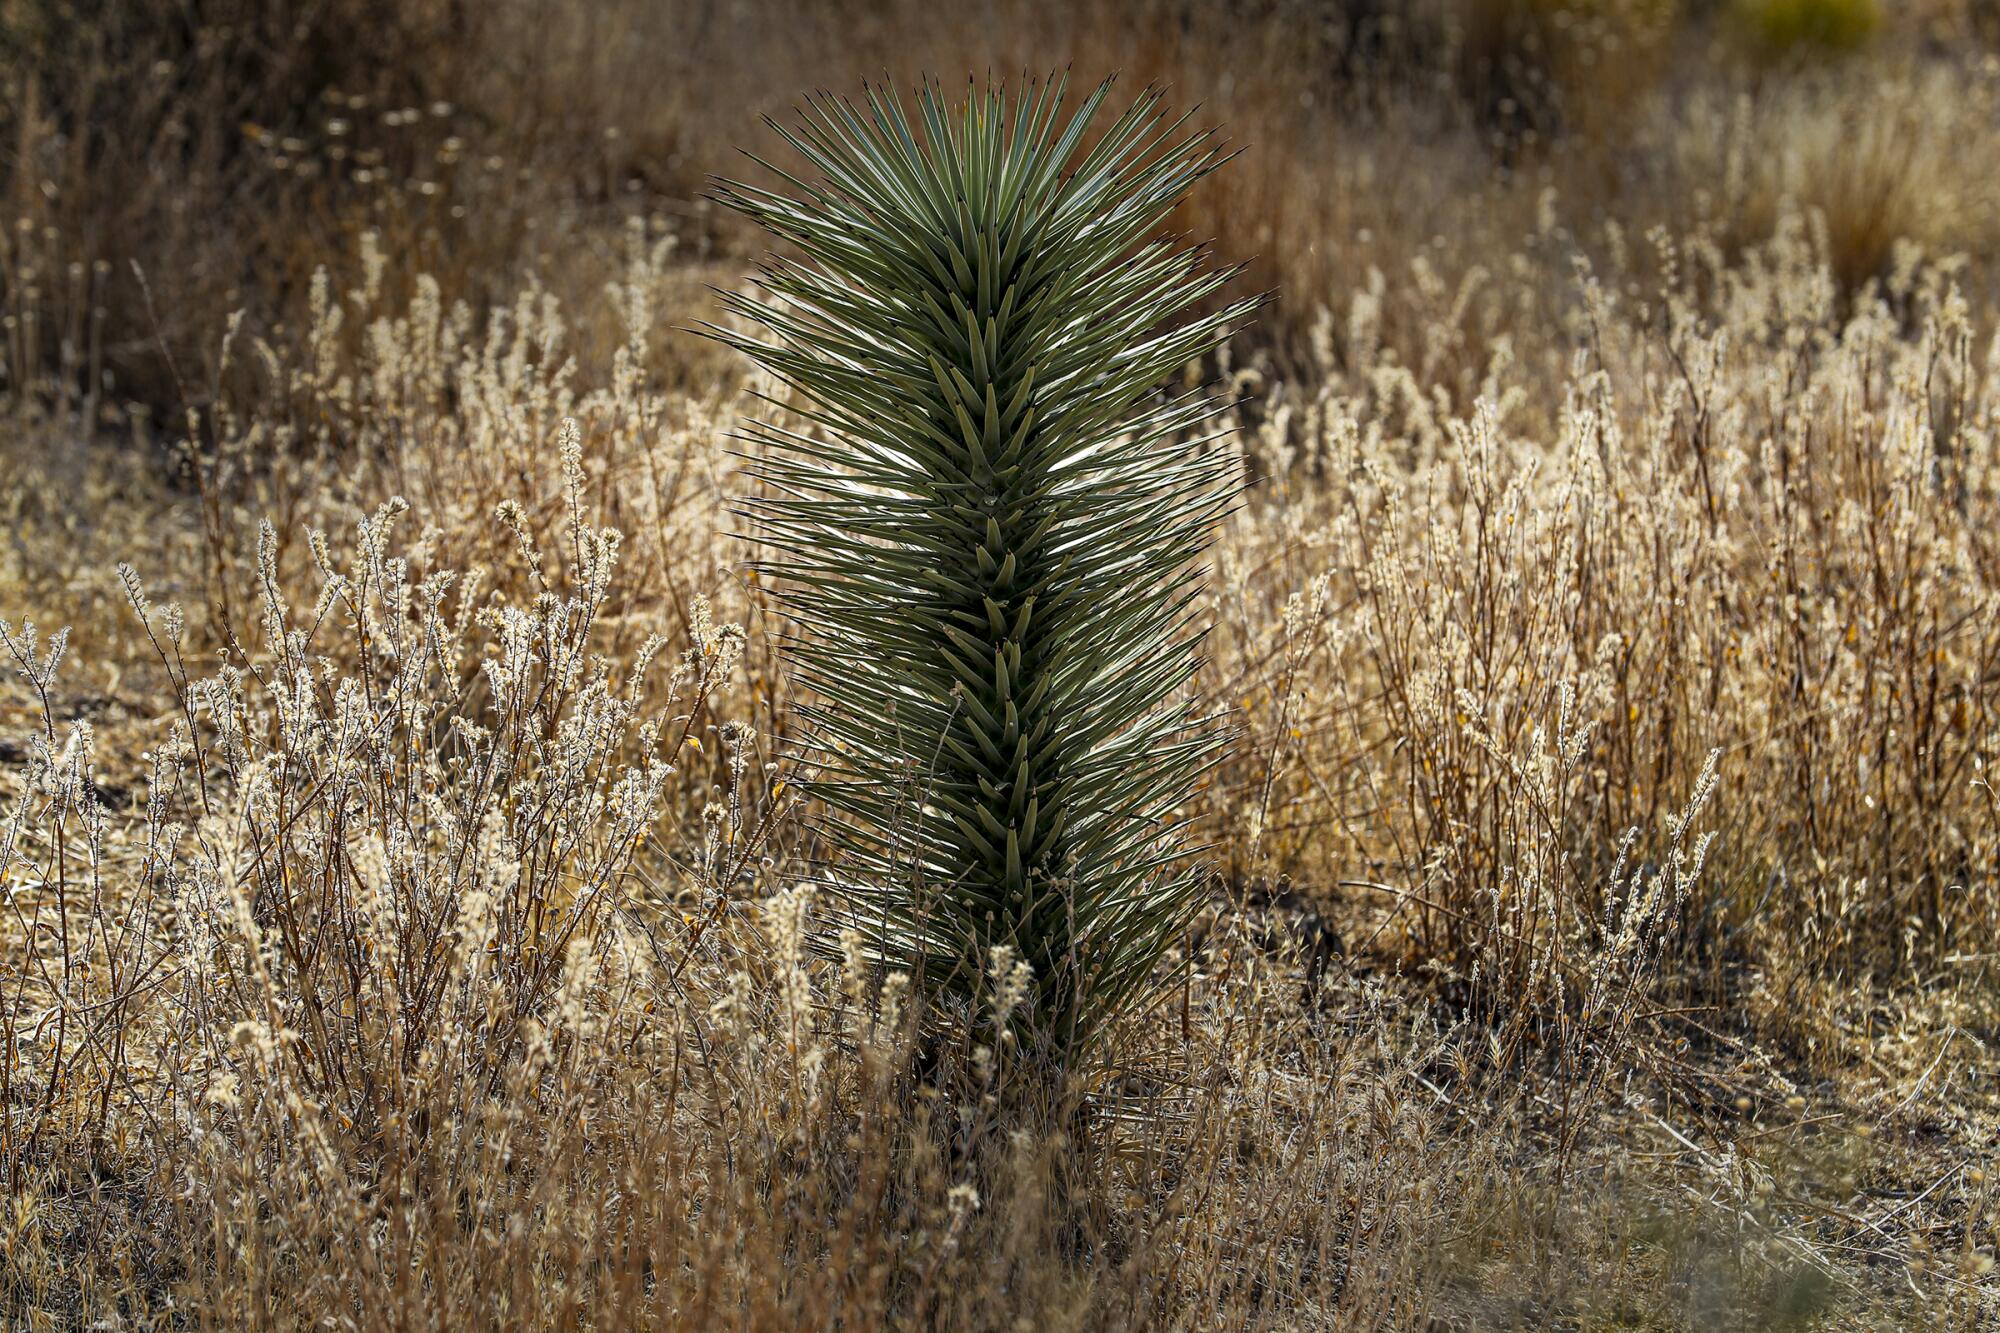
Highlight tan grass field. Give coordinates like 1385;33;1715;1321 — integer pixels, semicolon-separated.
3;1;1999;1327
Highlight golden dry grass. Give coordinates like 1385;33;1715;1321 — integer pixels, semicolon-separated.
3;1;1999;1327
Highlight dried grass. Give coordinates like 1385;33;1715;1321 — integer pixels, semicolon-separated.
3;2;1998;1327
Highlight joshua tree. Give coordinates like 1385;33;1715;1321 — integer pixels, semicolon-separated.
712;75;1255;1067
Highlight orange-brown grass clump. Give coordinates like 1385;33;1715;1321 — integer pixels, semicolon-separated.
3;2;1999;1328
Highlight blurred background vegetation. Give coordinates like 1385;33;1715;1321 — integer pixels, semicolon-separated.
6;0;1999;414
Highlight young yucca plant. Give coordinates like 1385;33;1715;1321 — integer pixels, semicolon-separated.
712;76;1256;1066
